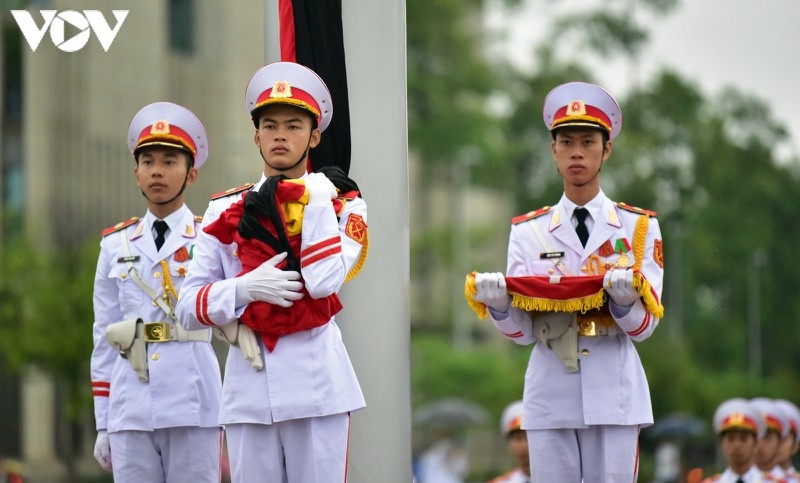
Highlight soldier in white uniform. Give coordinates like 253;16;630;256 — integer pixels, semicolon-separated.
489;400;531;483
471;82;665;482
701;398;767;483
751;397;791;480
175;62;368;483
90;102;222;482
774;399;800;483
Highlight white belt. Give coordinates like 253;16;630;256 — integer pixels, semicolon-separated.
141;321;210;343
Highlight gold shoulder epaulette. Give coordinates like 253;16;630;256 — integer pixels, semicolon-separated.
512;206;551;225
211;183;254;200
101;216;139;237
616;202;657;217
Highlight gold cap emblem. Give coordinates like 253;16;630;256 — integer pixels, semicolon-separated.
566;100;586;116
728;412;745;426
270;80;292;99
150;120;170;135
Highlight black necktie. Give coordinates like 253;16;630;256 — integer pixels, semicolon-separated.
574;208;589;247
154;220;168;251
735;479;744;483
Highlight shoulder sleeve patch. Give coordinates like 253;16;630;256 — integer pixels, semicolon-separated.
101;216;139;237
616;202;657;217
512;206;550;225
211;183;254;200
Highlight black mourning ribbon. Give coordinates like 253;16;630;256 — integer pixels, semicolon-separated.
236;166;361;272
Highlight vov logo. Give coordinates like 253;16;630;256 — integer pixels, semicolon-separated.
11;10;129;52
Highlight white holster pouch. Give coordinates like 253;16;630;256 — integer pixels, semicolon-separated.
106;318;149;383
532;312;579;373
212;321;264;371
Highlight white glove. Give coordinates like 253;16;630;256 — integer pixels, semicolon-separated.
94;430;112;472
603;268;639;307
473;272;511;313
238;324;264;371
235;252;304;307
212;322;264;371
305;172;338;206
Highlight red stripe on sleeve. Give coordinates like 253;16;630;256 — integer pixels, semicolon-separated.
92;381;110;397
301;245;342;268
196;284;214;326
627;312;651;337
301;236;341;258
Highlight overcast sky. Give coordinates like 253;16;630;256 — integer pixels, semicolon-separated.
486;0;800;159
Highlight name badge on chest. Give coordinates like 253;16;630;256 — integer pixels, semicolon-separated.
540;251;565;259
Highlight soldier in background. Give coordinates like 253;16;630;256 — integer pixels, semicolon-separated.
90;102;222;482
751;397;791;480
488;400;530;483
701;398;766;483
774;399;800;483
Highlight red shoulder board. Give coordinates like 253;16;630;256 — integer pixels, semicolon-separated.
211;183;254;200
512;206;551;225
616;202;657;217
101;216;139;237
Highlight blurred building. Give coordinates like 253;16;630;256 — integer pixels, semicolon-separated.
21;0;268;249
2;1;269;480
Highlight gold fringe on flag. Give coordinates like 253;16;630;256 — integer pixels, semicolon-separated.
464;273;488;319
509;289;606;314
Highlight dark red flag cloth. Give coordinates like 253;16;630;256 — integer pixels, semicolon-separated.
204;180;344;352
464;272;664;320
278;0;351;175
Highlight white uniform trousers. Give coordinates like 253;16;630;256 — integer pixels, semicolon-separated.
226;412;351;483
527;425;640;483
109;426;222;483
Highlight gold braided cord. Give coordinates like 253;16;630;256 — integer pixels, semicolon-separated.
632;214;648;271
256;98;320;118
629;213;664;317
345;234;369;283
160;260;178;304
139;134;195;153
632;272;665;319
552;115;611;133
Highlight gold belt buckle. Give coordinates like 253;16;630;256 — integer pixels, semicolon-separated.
144;322;171;342
578;317;598;337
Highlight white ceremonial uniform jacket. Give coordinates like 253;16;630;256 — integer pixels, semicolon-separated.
175;174;367;424
91;206;222;432
489;468;530;483
701;466;770;482
490;191;663;430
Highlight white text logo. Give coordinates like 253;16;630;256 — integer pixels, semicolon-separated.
11;10;129;52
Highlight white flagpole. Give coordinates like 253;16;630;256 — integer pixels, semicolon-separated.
263;1;411;480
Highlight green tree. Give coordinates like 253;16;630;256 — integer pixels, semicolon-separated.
408;0;800;477
0;237;99;481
